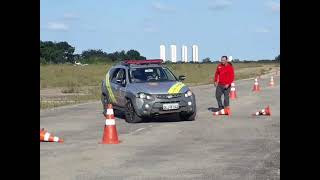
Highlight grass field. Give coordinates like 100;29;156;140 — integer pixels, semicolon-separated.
40;62;279;109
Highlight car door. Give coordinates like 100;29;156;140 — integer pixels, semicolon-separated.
111;68;127;107
118;68;128;107
107;68;120;105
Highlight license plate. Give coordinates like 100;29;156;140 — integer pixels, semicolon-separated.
162;103;179;110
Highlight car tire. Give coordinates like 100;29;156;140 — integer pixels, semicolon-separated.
101;93;110;112
124;99;143;123
101;81;110;111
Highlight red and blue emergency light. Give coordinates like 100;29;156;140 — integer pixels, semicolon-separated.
123;59;163;65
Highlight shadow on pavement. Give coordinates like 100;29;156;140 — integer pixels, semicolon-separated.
208;107;220;112
113;110;185;123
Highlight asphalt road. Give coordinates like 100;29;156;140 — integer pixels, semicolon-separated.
40;75;280;180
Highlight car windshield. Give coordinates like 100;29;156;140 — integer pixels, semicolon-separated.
129;67;177;83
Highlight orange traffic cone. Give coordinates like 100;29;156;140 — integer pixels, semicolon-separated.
213;107;231;116
253;106;271;116
269;76;274;87
229;82;237;100
40;128;64;143
252;78;261;92
100;104;120;144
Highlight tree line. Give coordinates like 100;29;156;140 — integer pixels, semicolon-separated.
40;41;146;64
40;40;279;64
201;54;280;64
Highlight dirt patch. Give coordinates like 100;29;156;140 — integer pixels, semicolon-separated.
236;65;279;79
41;88;83;97
40;86;98;99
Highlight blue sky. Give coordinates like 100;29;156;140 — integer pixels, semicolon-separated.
40;0;280;61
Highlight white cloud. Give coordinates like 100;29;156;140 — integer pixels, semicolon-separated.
46;22;69;31
152;1;175;13
42;13;79;31
267;1;280;13
208;0;232;11
63;12;79;20
254;28;270;33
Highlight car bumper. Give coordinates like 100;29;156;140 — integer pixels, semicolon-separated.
131;94;196;117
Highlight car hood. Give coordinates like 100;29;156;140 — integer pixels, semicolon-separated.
130;81;189;94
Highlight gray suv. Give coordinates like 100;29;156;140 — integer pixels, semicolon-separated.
101;59;196;123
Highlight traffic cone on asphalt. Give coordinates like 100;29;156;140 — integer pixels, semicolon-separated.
252;78;261;92
269;76;274;87
229;82;237;100
213;107;231;116
100;104;120;144
225;107;231;115
253;106;271;116
40;128;64;143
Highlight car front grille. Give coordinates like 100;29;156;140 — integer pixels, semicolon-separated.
156;93;183;99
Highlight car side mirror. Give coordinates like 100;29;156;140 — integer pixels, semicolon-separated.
179;75;186;81
121;79;126;86
117;79;126;86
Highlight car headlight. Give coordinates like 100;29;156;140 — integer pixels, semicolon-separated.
137;93;153;100
139;93;146;99
185;90;193;97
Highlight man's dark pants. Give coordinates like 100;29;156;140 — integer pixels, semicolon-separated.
216;84;231;109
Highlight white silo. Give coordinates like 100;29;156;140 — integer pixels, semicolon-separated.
181;45;188;62
170;45;177;63
160;45;166;62
192;45;199;62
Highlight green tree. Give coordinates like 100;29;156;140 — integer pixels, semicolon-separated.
125;49;146;60
107;53;117;62
40;40;148;64
40;41;75;64
202;57;211;63
119;50;127;60
81;49;108;59
275;54;280;62
81;49;111;63
56;41;75;63
165;59;172;64
126;49;140;60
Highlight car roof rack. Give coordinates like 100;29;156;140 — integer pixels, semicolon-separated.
121;59;163;66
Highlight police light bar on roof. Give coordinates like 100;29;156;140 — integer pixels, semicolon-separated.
123;59;163;65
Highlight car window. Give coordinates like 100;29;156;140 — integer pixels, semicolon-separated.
110;68;120;82
163;68;177;80
116;69;125;80
130;67;177;83
112;68;126;85
118;69;126;81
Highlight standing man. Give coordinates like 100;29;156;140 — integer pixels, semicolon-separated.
214;56;235;111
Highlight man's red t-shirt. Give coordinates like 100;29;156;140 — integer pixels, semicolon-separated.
214;63;235;86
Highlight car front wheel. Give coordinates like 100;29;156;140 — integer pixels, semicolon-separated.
124;99;143;123
101;93;110;112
